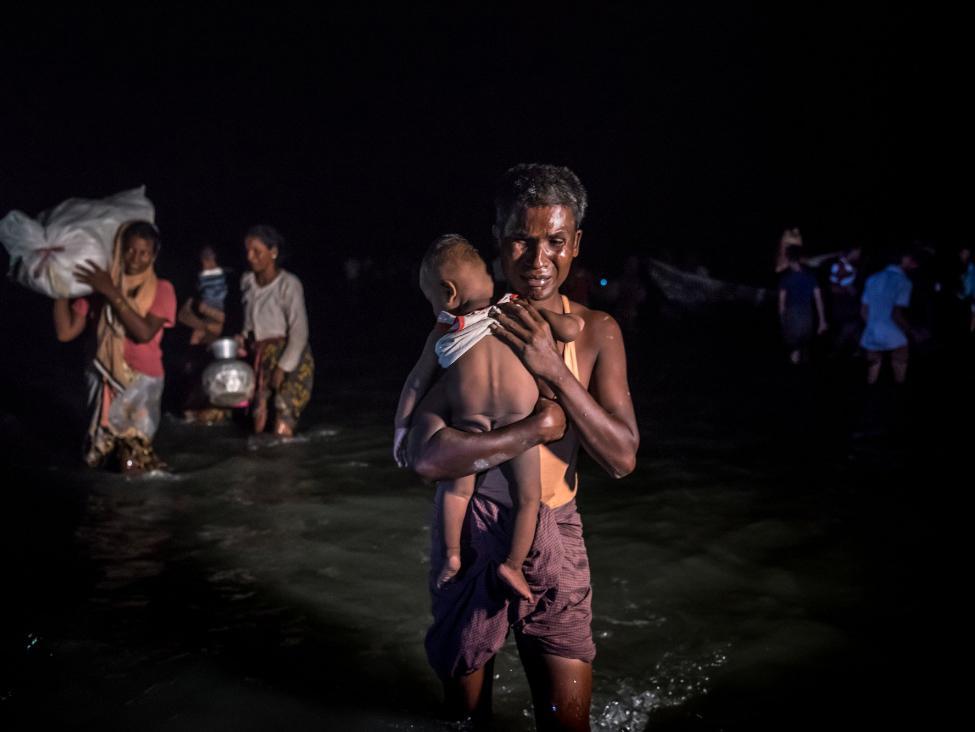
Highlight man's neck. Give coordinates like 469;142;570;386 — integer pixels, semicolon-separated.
531;293;565;313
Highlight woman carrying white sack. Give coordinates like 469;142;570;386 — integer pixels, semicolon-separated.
52;221;176;472
0;186;154;300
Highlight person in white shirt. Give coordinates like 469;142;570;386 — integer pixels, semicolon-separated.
239;225;314;436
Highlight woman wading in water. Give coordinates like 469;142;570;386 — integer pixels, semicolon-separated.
238;225;314;436
53;221;176;472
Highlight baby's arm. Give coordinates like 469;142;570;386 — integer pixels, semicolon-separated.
538;309;585;343
394;328;442;466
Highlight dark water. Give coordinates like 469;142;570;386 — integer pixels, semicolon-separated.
0;305;963;731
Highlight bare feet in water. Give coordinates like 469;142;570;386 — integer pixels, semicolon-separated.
273;419;294;437
436;549;462;589
497;560;532;601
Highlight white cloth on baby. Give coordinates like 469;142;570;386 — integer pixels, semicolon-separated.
434;294;515;368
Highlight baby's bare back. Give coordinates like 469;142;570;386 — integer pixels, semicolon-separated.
442;335;538;433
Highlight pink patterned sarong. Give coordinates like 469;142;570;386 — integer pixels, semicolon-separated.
425;486;596;679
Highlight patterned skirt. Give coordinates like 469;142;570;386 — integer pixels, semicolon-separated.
253;338;315;428
84;367;166;471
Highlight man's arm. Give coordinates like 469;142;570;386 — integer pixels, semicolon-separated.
491;300;639;479
546;315;639;478
407;377;566;482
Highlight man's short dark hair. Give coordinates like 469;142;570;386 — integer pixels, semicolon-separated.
494;163;588;229
121;220;161;253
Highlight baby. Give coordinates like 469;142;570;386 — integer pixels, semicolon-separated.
395;234;582;600
186;245;227;345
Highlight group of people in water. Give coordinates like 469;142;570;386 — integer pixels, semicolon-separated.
774;227;975;385
52;223;313;472
48;163;638;730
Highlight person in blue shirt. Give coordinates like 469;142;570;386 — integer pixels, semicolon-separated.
179;245;227;346
860;250;920;384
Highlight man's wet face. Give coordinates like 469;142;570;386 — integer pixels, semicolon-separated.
123;236;156;276
498;205;580;303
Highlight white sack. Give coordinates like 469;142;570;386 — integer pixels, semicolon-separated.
0;186;155;299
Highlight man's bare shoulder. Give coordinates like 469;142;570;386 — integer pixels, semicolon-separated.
566;301;624;346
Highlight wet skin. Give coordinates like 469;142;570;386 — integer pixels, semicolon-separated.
65;236;167;345
496;204;582;309
408;205;639;730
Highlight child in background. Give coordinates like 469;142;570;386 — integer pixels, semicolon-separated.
395;234;583;600
177;246;231;424
180;245;227;345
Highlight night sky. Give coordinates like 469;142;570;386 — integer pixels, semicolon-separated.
1;4;965;286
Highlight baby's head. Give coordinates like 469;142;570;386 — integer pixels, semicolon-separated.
200;245;218;271
419;234;494;316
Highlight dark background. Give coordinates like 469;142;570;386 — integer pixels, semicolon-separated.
0;6;967;730
1;4;965;289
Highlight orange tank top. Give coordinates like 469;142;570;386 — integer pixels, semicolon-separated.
538;295;580;508
475;295;581;509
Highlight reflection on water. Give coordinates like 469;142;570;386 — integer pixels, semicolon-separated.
2;317;951;731
1;408;853;731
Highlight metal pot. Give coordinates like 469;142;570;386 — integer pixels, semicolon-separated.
209;337;238;360
202;358;255;407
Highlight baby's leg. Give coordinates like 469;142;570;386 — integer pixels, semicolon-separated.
498;446;540;601
437;474;476;588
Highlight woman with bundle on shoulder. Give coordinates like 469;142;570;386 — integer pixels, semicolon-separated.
53;220;176;472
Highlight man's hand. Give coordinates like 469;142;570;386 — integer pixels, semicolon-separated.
489;299;565;383
533;397;566;444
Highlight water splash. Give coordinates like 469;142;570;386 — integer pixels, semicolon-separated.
592;646;730;730
127;468;182;482
245;427;339;451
